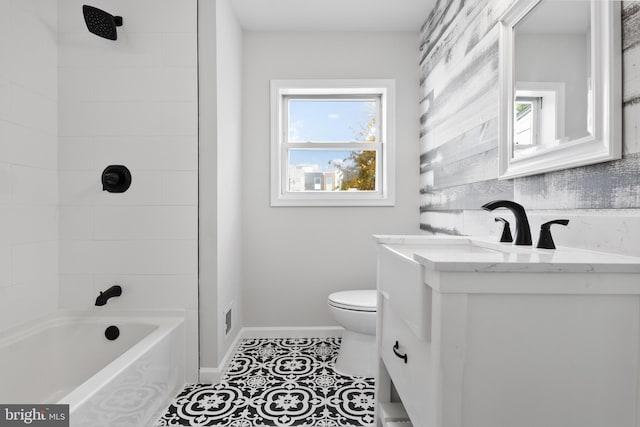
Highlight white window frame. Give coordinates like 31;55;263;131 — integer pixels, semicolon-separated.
270;79;396;207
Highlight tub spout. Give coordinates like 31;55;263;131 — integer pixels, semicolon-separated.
95;285;122;306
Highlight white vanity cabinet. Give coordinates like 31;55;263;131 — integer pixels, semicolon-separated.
375;235;640;427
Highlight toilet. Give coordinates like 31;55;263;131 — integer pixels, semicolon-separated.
328;290;377;378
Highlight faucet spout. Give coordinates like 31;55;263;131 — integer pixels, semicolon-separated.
481;200;532;246
95;285;122;306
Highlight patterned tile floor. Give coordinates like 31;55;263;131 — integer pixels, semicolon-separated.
155;338;376;426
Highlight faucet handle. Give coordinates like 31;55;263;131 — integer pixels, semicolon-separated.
536;219;569;249
494;217;513;243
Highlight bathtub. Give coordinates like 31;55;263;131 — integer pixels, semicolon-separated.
0;311;185;427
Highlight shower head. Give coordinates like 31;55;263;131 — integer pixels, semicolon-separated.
82;5;122;41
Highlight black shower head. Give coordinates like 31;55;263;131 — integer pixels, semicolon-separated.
82;5;122;41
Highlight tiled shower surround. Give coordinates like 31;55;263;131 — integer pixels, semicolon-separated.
56;0;199;379
0;1;200;339
156;338;376;426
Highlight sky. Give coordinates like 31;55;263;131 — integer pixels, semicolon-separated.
288;100;375;172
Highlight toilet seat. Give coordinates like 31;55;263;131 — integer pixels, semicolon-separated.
328;290;377;312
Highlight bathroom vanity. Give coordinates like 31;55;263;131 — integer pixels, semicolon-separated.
374;235;640;427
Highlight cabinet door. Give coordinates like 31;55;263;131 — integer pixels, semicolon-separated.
378;245;431;340
380;296;435;427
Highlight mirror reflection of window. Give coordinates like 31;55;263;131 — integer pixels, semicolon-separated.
513;0;591;156
514;98;540;156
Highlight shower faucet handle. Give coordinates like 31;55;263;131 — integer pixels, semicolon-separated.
536;219;569;250
102;165;132;193
494;217;513;243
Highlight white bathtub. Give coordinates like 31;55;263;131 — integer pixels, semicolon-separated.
0;311;185;427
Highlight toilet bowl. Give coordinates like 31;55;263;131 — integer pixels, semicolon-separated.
328;290;377;378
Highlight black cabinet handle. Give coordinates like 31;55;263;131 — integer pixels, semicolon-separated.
393;340;408;364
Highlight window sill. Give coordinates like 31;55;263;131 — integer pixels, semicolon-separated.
270;195;395;207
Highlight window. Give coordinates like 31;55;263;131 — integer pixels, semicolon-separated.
271;79;395;206
512;82;566;159
514;97;541;148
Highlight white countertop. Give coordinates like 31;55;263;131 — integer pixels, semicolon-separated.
374;235;640;273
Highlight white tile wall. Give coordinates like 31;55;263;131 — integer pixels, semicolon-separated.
60;274;198;311
1;122;57;169
58;0;197;34
93;206;197;240
0;0;58;331
57;0;199;381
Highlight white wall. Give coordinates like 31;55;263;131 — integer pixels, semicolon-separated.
199;0;245;373
57;0;199;380
0;0;59;331
242;32;420;327
214;0;244;364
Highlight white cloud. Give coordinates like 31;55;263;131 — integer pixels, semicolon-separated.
289;120;304;142
328;113;340;120
295;163;320;172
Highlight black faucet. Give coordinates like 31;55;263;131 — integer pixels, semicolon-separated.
95;285;122;306
482;200;532;246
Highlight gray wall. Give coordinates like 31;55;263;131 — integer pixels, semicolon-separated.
516;34;589;140
199;0;245;372
242;31;420;327
419;0;640;256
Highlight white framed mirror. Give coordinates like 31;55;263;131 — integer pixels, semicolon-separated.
498;0;622;179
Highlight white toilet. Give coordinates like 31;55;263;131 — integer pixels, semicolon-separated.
328;290;377;378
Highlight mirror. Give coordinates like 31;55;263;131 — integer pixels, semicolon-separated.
498;0;622;179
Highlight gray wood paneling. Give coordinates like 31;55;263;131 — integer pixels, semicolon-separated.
421;179;514;211
516;152;640;210
623;2;640;51
419;0;466;70
420;118;498;170
420;118;499;189
420;0;640;231
420;222;463;235
420;42;499;135
623;2;640;107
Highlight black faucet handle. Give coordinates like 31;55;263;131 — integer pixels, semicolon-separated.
536;219;570;249
494;217;513;243
542;219;570;228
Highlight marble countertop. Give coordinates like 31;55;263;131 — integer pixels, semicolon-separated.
374;235;640;273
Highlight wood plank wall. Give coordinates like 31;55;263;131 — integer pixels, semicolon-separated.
419;0;640;235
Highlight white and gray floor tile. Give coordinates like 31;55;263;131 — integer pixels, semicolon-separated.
155;338;375;426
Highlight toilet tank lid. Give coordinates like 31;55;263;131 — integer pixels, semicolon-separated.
328;290;377;311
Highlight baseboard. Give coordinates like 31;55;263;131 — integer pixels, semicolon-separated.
198;367;221;384
198;326;343;383
198;327;245;384
241;326;344;339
